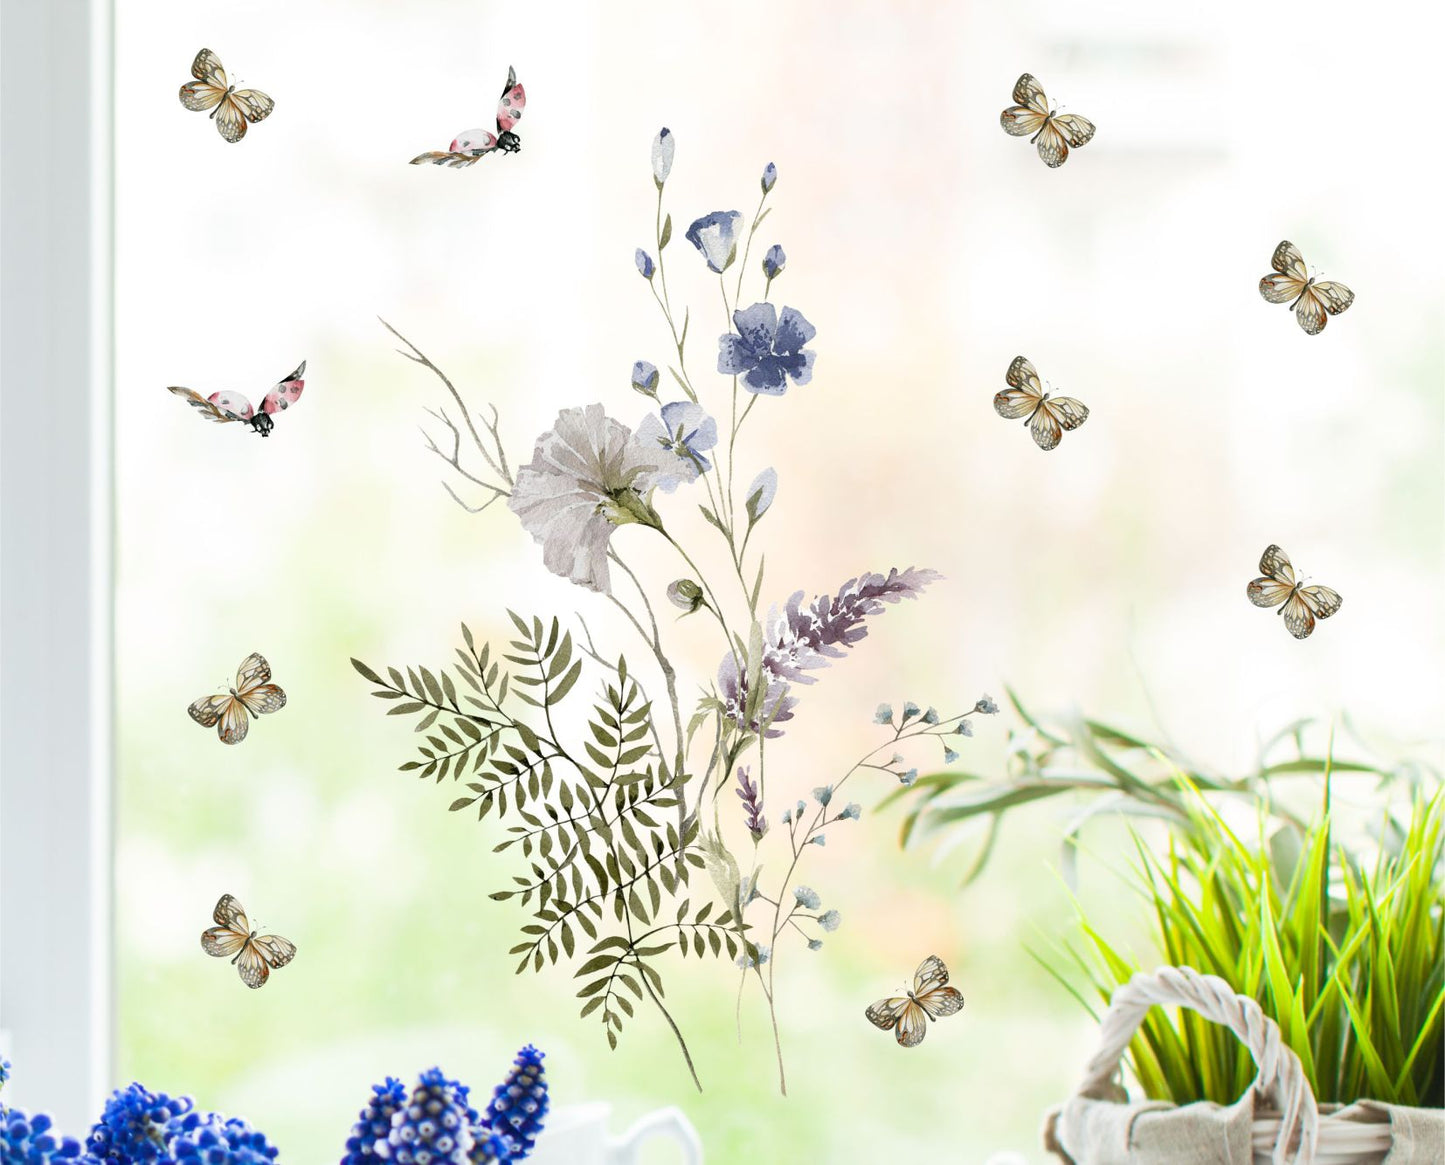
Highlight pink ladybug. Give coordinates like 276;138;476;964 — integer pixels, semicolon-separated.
168;360;306;437
411;67;526;168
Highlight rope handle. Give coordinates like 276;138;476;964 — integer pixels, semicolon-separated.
1073;965;1320;1165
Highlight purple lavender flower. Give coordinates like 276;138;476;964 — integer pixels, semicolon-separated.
717;303;816;396
685;211;742;273
762;245;785;281
720;568;939;738
735;766;767;839
635;249;655;279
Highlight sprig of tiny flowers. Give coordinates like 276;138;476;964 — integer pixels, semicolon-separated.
483;1046;548;1159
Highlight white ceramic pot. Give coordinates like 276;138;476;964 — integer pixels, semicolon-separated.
526;1102;702;1164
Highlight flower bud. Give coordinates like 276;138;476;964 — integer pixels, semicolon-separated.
762;244;786;281
760;162;777;193
666;578;705;614
651;128;674;185
635;248;655;279
631;360;660;397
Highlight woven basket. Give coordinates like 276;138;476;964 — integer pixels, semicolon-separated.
1043;965;1444;1164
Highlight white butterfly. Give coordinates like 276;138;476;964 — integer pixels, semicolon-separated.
188;653;286;745
865;955;965;1047
201;894;296;988
1000;74;1095;168
994;356;1089;451
178;49;274;144
1258;241;1353;335
1246;544;1343;639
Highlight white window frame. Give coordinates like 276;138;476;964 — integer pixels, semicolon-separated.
0;0;114;1133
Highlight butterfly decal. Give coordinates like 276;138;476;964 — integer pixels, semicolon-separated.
168;360;305;437
1247;545;1343;640
188;653;287;745
411;66;526;167
994;356;1089;451
201;894;296;989
865;955;964;1047
1000;74;1094;167
178;49;274;143
1258;241;1354;335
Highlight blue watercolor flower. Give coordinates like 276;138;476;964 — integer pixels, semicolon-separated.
485;1045;548;1159
902;702;921;722
761;162;777;193
342;1078;407;1165
819;910;841;933
807;938;823;951
975;695;1000;715
944;747;960;764
793;885;821;910
838;802;862;821
744;468;777;525
762;245;785;281
630;360;659;397
812;785;832;807
899;769;918;787
651;129;674;185
874;704;894;724
685;211;742;273
808;834;826;847
717;303;816;396
635;249;655;279
955;720;973;738
635;401;718;492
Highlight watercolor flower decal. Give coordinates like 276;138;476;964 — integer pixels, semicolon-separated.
718;303;817;395
685;210;743;273
507;404;664;593
635;401;718;492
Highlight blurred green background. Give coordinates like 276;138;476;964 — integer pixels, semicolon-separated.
114;0;1443;1160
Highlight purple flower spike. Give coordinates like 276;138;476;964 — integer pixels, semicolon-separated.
735;766;767;840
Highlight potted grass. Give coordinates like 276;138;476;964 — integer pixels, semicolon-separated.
887;698;1444;1164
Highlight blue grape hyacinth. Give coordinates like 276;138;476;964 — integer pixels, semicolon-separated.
3;1108;96;1163
484;1046;548;1159
381;1068;477;1164
86;1082;193;1162
166;1112;277;1165
342;1077;407;1165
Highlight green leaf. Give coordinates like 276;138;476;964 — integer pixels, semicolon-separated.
351;658;384;685
660;213;672;249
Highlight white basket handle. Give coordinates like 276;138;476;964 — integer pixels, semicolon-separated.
1072;965;1320;1165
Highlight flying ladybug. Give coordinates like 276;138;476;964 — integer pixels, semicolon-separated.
168;360;305;437
410;66;526;167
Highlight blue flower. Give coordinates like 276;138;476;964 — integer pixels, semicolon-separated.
838;802;862;821
635;249;655;279
943;747;959;764
87;1083;193;1162
874;704;894;724
743;468;777;525
975;695;1000;715
955;720;974;738
793;885;821;910
761;162;777;193
630;361;659;398
385;1068;475;1164
812;785;832;807
762;245;785;281
685;211;742;273
819;909;841;933
485;1046;548;1159
4;1108;94;1163
0;1057;11;1090
635;401;717;491
922;707;940;725
899;769;917;787
902;702;921;722
780;807;791;825
808;833;826;847
736;943;771;969
468;1129;513;1164
651;129;674;185
718;303;816;395
167;1113;277;1165
807;938;823;951
342;1078;407;1165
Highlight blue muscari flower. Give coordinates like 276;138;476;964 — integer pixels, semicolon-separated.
468;1129;512;1164
1;1057;11;1089
87;1082;193;1162
4;1108;94;1163
630;360;659;398
838;802;862;821
343;1077;407;1165
899;769;918;787
955;720;974;738
902;702;921;722
874;703;893;725
635;401;717;491
635;249;655;279
717;303;816;396
762;244;785;281
807;938;823;951
485;1046;548;1160
761;162;777;193
685;211;742;273
793;885;821;910
167;1113;277;1165
385;1068;475;1165
976;695;1000;715
922;707;940;725
819;909;841;933
812;784;832;807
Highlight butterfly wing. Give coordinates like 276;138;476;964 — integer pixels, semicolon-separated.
1295;287;1329;335
995;356;1044;418
1001;74;1048;136
1280;590;1318;638
168;386;238;424
235;653;273;691
213;893;250;932
207;391;255;422
188;693;231;728
179;49;228;111
1260;241;1309;304
911;954;952;995
865;995;910;1032
1312;281;1353;316
232;89;274;125
253;933;297;970
201;893;250;958
1300;585;1343;622
496;68;525;132
217;699;251;745
1248;544;1296;607
1035;119;1070;168
237;685;286;717
1054;113;1095;148
1044;396;1089;432
235;939;271;988
894;1000;930;1047
1030;403;1064;450
916;985;966;1019
261;361;305;415
213;96;250;143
